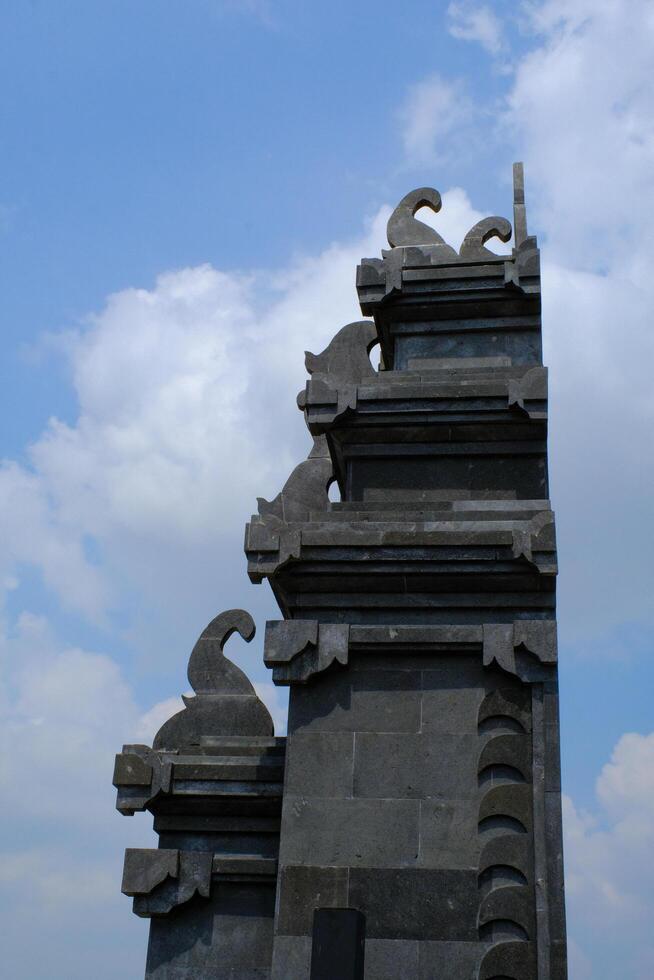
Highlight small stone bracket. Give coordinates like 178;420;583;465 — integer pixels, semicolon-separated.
508;366;548;419
264;620;350;684
511;511;556;568
113;743;174;814
121;848;279;918
122;848;212;918
483;621;558;680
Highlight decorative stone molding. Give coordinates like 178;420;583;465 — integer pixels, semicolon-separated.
297;321;379;427
264;620;350;684
482;621;557;679
262;620;557;686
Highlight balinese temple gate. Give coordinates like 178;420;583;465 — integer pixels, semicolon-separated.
113;164;568;979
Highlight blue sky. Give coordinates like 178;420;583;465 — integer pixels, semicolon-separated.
1;2;653;978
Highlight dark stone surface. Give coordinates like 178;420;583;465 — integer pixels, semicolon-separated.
363;939;419;980
277;865;349;937
271;936;311;980
284;731;354;798
288;666;422;735
417;942;486;980
278;797;421;868
145;882;276;979
348;868;478;940
353;732;479;800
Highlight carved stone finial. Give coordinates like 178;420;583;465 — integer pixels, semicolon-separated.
386;187;513;262
387;188;457;251
257;435;333;523
304;321;378;385
459;216;512;259
153;609;273;750
387;188;443;246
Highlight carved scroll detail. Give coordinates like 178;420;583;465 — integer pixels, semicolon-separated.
459;216;512;259
386;188;447;247
305;320;378;385
257;435;333;523
153;609;273;750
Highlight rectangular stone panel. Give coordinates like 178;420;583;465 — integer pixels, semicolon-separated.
418;941;486;979
284;732;354;798
271;935;311;980
364;939;419;979
420;657;486;735
353;733;479;800
348;868;478;941
279;797;420;868
348;452;547;503
419;799;480;869
288;668;421;736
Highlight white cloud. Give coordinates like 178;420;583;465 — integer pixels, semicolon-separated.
134;695;186;743
254;680;288;736
0;460;110;621
563;732;654;978
507;0;654;270
0;611;174;825
0;610;158;977
447;2;506;55
398;74;474;167
428;0;654;646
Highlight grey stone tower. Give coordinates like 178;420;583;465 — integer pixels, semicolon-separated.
114;164;567;979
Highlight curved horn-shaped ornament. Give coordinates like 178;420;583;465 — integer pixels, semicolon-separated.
153;609;273;750
459;216;512;259
186;609;256;694
386;188;446;247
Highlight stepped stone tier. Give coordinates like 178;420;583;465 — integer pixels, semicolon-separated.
113;163;567;979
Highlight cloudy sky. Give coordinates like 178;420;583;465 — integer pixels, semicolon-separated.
1;1;653;977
